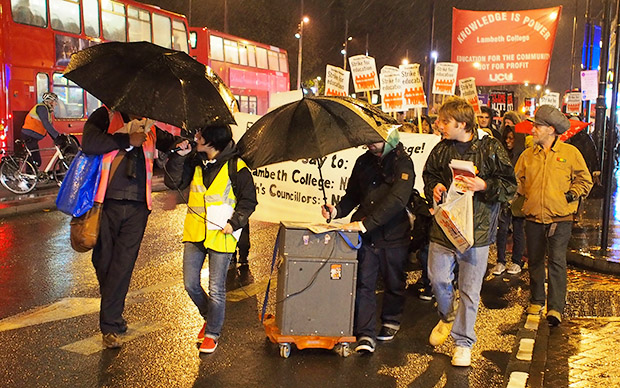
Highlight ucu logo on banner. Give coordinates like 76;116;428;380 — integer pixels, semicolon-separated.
489;73;514;82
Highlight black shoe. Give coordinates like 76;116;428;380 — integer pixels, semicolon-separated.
355;337;375;353
419;286;434;301
377;326;398;341
118;320;128;334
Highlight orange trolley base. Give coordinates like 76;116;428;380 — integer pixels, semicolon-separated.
262;314;356;358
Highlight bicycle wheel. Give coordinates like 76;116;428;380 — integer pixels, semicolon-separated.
0;157;37;194
53;154;74;185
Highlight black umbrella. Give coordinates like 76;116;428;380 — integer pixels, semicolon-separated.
64;41;237;131
237;96;400;221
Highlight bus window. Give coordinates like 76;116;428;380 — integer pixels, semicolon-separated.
224;39;239;64
152;14;172;48
11;0;47;27
86;92;102;116
102;0;126;42
210;35;224;61
248;96;257;114
128;6;151;42
247;45;256;67
50;0;81;34
268;50;279;71
256;47;268;69
83;0;100;37
239;45;248;66
172;20;188;52
189;31;197;49
239;95;248;113
279;53;288;73
36;73;49;103
53;73;84;118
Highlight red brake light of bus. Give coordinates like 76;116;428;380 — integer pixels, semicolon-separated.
7;113;12;119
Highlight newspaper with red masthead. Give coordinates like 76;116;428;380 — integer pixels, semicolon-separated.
450;159;477;194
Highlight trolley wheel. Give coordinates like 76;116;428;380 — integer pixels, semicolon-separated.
279;343;291;358
335;343;351;358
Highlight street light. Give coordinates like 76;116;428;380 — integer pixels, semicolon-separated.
342;36;352;69
296;16;309;90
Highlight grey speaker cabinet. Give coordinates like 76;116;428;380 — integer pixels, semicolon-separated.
275;222;358;337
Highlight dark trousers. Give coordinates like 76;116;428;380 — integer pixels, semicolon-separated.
21;134;41;167
525;220;572;313
354;244;408;340
496;208;525;266
92;199;150;334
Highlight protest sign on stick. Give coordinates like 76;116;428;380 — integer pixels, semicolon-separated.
380;66;404;112
324;65;350;96
433;62;459;95
458;77;481;114
349;55;379;93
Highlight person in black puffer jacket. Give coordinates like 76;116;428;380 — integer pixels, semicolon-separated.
321;129;414;354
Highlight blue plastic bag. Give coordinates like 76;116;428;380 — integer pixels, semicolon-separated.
56;151;103;217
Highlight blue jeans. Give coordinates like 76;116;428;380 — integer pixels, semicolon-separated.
525;221;572;313
428;242;489;348
183;242;232;340
496;207;525;266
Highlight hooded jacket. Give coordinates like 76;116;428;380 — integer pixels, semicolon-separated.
335;138;415;248
423;134;517;248
164;141;257;231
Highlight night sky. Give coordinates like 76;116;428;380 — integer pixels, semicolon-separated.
142;0;600;96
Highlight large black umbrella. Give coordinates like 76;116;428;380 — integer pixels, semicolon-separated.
237;96;398;169
64;41;237;131
237;96;400;220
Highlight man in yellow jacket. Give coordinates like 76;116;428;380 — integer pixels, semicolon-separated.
514;105;592;326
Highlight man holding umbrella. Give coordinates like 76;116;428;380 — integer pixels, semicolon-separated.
321;128;414;354
82;106;185;349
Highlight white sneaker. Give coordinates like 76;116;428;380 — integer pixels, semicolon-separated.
451;346;471;367
492;263;506;276
429;320;453;346
506;262;522;275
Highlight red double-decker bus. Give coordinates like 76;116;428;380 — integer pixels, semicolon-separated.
0;0;190;160
189;28;290;115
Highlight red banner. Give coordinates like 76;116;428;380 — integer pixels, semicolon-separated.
451;7;561;86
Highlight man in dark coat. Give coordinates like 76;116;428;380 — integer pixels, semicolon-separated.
321;129;414;354
423;97;516;367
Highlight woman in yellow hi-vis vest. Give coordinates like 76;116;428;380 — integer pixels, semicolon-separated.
165;124;257;354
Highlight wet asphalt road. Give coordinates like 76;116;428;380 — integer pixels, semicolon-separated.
0;190;531;388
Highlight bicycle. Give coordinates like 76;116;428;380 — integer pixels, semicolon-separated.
0;134;79;194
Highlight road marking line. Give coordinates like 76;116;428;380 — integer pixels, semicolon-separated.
516;338;535;361
0;297;100;332
525;314;540;330
227;278;276;302
61;321;163;355
507;371;528;388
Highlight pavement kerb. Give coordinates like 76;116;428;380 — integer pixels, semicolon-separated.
566;249;620;275
503;312;544;388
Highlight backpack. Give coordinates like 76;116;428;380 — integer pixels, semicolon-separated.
228;156;239;198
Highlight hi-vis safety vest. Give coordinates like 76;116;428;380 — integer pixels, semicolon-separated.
93;110;157;209
183;159;248;253
23;104;51;137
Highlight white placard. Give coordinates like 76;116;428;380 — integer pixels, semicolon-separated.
566;92;581;115
580;70;598;101
400;63;427;109
380;66;403;112
433;62;459;95
249;133;441;224
324;65;350;96
458;77;481;114
268;90;303;112
348;55;379;92
539;92;560;109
